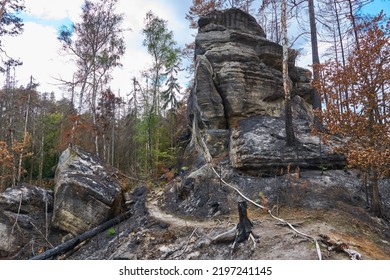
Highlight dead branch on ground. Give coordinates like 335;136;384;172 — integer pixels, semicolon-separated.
319;234;362;260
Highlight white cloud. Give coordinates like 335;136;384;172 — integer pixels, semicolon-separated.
1;22;75;93
111;0;193;94
118;0;193;44
1;0;194;97
24;0;84;21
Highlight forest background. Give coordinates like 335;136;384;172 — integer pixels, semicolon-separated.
0;0;388;201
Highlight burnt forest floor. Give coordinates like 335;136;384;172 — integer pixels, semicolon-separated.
64;188;390;260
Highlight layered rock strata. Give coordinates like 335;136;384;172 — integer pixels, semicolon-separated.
51;146;122;236
187;8;344;173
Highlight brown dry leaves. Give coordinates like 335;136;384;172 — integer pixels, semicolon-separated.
313;14;390;178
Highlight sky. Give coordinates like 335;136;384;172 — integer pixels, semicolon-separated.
1;0;194;99
0;0;389;99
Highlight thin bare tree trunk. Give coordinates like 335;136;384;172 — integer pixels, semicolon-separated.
334;0;346;68
38;133;45;185
281;0;296;147
369;168;382;217
308;0;322;128
17;78;33;183
333;0;349;113
347;0;360;50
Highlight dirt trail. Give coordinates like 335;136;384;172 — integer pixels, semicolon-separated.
147;199;225;229
147;199;390;259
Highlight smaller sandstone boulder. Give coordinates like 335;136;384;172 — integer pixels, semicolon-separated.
51;146;122;236
0;184;53;258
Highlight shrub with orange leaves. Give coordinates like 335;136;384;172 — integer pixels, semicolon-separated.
314;14;389;217
0;141;15;191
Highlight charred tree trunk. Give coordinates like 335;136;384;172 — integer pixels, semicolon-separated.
236;201;254;242
308;0;322;129
212;201;257;245
369;168;382;217
30;210;132;260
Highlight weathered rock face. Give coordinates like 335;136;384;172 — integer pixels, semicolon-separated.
174;8;347;217
189;8;313;128
186;8;344;173
0;184;53;258
191;55;227;130
51;146;122;236
229;116;346;174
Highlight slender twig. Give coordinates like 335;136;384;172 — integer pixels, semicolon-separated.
29;221;54;248
176;227;199;258
11;190;23;233
249;233;257;249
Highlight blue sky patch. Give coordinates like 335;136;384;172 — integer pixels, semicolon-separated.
20;13;73;30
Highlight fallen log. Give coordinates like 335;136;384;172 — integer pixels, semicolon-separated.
30;210;133;260
211;226;237;244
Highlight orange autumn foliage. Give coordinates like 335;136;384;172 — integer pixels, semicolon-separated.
59;114;95;152
0;141;14;190
314;14;389;216
314;14;389;177
0;133;33;190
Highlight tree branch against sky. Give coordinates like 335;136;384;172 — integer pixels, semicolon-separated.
0;0;388;97
58;0;125;155
0;0;24;72
0;0;8;21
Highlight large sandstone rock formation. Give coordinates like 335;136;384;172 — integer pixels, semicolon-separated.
169;8;347;217
51;146;122;236
190;8;312;126
187;8;344;172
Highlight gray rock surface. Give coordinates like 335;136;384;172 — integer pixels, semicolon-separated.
229;115;345;173
176;8;347;217
0;184;53;258
190;8;313;127
51;146;122;236
187;8;344;174
190;55;226;129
